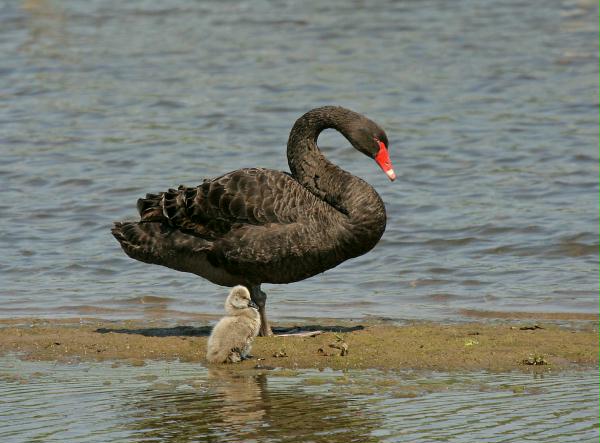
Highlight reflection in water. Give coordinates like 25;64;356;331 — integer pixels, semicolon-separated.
0;357;598;442
128;367;382;443
208;367;267;430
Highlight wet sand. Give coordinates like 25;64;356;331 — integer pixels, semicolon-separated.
1;314;597;372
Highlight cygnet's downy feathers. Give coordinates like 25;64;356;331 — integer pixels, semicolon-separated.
206;286;261;363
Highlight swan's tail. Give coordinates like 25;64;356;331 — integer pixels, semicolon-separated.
111;221;167;265
111;220;214;271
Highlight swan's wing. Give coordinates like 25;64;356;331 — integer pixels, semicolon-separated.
116;168;348;284
137;168;316;239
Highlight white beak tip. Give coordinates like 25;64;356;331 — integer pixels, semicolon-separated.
386;169;397;181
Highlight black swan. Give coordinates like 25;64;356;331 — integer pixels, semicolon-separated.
112;106;395;336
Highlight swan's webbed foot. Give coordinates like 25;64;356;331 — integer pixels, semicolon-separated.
250;285;273;336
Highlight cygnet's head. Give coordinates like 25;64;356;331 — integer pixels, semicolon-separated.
225;285;259;314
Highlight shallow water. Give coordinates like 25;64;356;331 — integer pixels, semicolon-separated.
0;356;598;442
0;0;598;322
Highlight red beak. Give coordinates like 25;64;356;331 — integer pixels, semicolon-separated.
374;140;396;181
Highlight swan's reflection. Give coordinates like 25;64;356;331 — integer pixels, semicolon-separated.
128;368;382;442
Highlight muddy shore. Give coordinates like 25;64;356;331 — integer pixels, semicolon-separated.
1;313;597;372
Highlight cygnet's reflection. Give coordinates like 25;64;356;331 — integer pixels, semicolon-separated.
128;368;382;442
207;367;267;426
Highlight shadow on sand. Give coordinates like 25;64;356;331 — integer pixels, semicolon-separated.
95;324;364;337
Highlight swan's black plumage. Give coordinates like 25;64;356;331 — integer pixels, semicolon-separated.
112;106;393;335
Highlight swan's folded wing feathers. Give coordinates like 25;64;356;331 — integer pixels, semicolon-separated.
207;221;328;283
184;168;307;227
135;168;319;248
137;192;166;222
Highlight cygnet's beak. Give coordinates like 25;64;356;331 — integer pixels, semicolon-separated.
248;300;259;310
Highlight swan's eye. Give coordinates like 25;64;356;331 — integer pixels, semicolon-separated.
374;137;387;151
374;136;388;149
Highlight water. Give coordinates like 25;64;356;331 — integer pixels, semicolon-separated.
0;356;598;442
0;0;598;321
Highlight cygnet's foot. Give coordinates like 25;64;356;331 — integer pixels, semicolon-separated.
226;353;242;364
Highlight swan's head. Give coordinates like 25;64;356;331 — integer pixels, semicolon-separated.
346;117;396;181
225;285;259;314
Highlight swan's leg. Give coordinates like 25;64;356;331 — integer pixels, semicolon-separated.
250;285;272;336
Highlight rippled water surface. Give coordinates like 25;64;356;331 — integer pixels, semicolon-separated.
0;0;598;321
0;357;598;442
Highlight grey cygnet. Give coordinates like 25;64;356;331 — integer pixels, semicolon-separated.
206;286;261;363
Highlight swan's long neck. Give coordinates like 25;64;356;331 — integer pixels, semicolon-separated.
287;106;387;254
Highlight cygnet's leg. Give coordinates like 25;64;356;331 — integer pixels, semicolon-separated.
241;343;254;360
226;351;242;363
250;285;272;336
